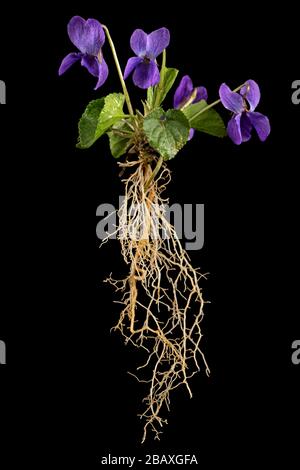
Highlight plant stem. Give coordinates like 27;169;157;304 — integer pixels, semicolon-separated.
144;156;164;191
190;83;246;123
181;88;198;110
153;49;167;109
102;25;134;116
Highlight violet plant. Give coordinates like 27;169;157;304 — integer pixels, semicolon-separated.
59;16;271;442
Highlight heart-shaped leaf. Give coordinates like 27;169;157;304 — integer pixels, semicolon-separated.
143;108;190;160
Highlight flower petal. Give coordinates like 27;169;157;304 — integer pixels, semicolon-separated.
219;83;244;113
147;27;170;59
81;55;99;77
248;112;271;141
240;113;252;142
130;29;147;57
227;114;242;145
195;86;208;103
124;56;143;79
188;128;195;140
67;16;85;50
133;60;160;89
85;19;105;54
173;75;193;109
58;52;82;75
94;57;109;90
240;79;260;111
68;16;104;55
81;55;108;89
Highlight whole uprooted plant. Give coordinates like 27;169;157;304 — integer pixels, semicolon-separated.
59;16;271;442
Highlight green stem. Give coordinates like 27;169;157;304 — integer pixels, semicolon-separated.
181;88;198;110
153;49;167;109
102;25;134;116
144;156;164;191
190;83;246;123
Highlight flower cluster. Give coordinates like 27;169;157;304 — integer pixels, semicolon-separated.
59;16;270;146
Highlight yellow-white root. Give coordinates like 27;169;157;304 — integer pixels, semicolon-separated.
103;154;210;443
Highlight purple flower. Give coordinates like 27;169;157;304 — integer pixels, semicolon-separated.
174;75;208;140
58;16;108;90
219;80;271;145
124;28;170;89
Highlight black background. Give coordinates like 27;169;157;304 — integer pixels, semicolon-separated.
0;1;299;467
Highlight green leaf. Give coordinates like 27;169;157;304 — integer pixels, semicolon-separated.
149;50;179;109
143;108;190;160
77;98;105;149
97;93;126;134
77;93;126;149
183;100;227;138
153;68;179;108
183;100;208;121
147;87;154;108
108;121;133;159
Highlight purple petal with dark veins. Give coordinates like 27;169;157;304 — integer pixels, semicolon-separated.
133;60;160;89
240;79;261;111
227;114;242;145
219;83;244;113
248;112;271;141
58;52;82;75
68;16;105;56
240;113;253;142
147;27;170;59
173;75;193;109
195;86;208;103
130;29;147;57
124;56;143;79
81;55;109;89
